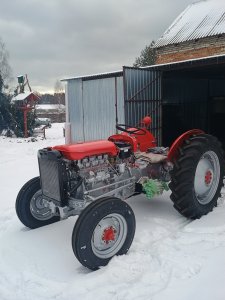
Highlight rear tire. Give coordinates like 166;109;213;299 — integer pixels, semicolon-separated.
16;177;60;229
169;134;224;219
72;197;136;270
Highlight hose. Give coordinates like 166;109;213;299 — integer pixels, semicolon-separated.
69;176;83;195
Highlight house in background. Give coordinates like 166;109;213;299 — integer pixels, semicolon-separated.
11;91;40;137
155;0;225;64
11;91;39;107
35;104;66;123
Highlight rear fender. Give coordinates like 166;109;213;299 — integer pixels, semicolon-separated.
168;129;204;161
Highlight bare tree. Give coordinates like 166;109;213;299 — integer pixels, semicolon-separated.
54;79;64;105
0;38;13;88
54;79;64;122
54;79;63;93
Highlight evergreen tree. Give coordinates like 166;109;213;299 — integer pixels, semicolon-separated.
0;37;14;134
0;74;11;131
0;73;35;137
133;41;156;67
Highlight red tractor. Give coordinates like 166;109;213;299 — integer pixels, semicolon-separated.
16;116;224;270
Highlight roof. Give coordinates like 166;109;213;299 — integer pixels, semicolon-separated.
11;91;40;102
155;0;225;48
61;70;123;82
62;53;225;84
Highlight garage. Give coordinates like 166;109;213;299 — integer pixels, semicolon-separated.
63;54;225;148
159;55;225;147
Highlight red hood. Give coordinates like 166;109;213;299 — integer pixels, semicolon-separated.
53;140;118;160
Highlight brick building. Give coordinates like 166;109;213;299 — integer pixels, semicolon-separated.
155;0;225;64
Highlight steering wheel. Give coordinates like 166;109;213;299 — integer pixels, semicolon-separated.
116;124;146;136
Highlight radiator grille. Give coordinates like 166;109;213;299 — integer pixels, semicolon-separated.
39;159;62;202
38;149;67;205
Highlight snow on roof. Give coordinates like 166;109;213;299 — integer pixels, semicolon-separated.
11;91;32;101
11;91;40;102
155;0;225;48
61;70;123;81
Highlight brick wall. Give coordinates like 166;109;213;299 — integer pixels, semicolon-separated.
156;34;225;64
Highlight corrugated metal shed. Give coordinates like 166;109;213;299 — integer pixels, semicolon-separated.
65;75;125;142
63;67;163;143
155;0;225;48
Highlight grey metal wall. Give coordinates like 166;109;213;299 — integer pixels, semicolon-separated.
67;79;84;141
67;76;124;142
123;67;162;145
163;78;209;128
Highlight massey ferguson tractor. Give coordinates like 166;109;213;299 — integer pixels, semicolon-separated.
16;116;224;270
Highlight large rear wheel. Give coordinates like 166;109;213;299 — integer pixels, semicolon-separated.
169;134;224;219
72;197;136;270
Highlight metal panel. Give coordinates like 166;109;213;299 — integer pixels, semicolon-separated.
66;76;124;142
66;75;124;142
82;76;124;141
116;76;125;125
123;67;162;145
209;79;225;96
67;79;84;142
162;77;209;146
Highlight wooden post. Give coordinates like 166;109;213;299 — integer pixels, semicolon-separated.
23;109;28;138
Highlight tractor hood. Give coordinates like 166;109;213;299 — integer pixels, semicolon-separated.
53;140;118;160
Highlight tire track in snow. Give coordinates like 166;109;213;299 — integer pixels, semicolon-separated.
61;204;225;300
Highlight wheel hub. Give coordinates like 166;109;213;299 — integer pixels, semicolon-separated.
205;170;213;185
30;190;53;221
194;151;220;205
91;213;127;259
102;226;116;244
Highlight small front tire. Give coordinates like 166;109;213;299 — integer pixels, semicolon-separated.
72;197;136;270
16;177;60;229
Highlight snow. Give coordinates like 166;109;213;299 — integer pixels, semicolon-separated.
0;123;225;300
11;92;39;102
62;70;122;82
155;0;225;48
36;104;65;112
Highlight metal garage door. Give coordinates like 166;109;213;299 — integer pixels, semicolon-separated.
123;67;162;145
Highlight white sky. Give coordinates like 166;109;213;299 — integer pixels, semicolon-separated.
0;0;193;93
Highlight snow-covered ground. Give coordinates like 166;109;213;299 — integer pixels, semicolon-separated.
0;123;225;300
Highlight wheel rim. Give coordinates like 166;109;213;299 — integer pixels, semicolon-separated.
194;151;220;205
91;213;128;259
30;190;53;221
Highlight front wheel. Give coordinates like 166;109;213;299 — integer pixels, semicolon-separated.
169;134;225;219
16;177;60;229
72;197;136;270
